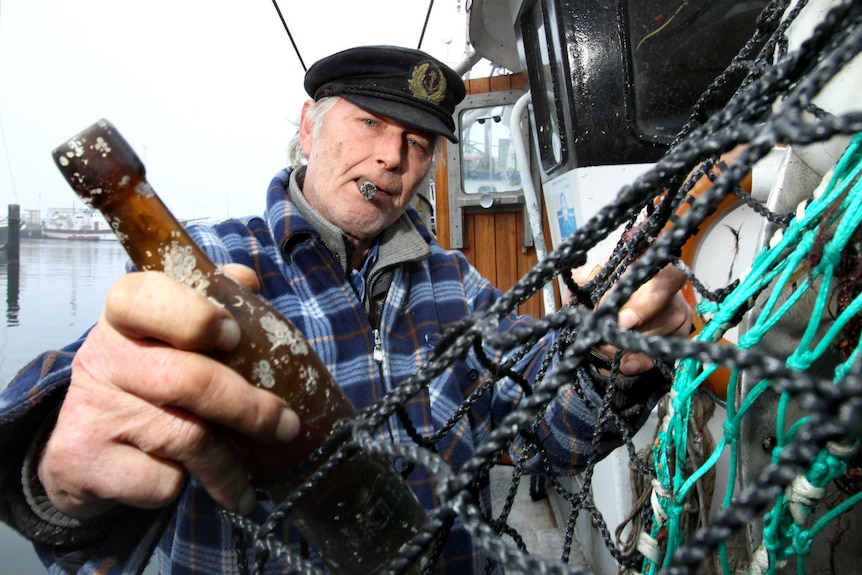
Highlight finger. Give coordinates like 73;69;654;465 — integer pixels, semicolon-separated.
40;439;188;518
616;291;690;375
628;291;692;338
43;394;255;516
618;351;657;376
221;263;260;294
570;264;602;285
590;345;667;376
592;267;691;375
104;271;241;352
39;378;189;517
74;320;300;445
617;264;688;330
124;406;257;514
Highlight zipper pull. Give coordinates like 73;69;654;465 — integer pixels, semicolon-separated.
372;329;383;363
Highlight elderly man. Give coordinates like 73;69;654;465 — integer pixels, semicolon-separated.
0;45;690;573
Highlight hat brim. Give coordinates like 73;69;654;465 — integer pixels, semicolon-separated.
343;94;459;144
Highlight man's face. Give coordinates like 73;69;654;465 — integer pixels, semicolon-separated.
299;98;436;243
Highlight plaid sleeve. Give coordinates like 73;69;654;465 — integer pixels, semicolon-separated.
0;337;83;528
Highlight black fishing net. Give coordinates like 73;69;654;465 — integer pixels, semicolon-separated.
220;1;862;573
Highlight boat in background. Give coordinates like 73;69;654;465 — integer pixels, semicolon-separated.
42;208;116;241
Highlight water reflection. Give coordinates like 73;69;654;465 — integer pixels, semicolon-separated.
0;239;127;385
6;257;19;326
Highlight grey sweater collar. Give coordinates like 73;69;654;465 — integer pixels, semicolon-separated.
287;167;431;276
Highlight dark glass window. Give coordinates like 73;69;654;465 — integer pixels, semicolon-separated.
521;0;566;172
626;0;770;138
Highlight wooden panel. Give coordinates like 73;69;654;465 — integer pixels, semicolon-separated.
489;74;515;92
472;212;498;285
494;211;519;293
434;147;451;247
511;74;528;91
515;218;542;318
465;76;492;94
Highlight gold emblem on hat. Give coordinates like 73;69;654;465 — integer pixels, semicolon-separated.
408;62;447;104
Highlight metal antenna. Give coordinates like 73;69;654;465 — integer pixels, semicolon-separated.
417;0;435;49
271;0;306;72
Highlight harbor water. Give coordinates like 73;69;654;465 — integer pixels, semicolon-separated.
0;239;158;574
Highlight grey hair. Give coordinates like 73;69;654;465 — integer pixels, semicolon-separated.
287;97;340;168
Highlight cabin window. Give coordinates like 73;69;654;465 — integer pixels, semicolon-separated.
459;105;521;195
625;0;770;138
520;0;567;173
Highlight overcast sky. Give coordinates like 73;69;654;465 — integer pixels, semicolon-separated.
0;0;472;222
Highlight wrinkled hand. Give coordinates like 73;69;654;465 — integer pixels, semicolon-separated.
38;265;300;519
570;263;692;376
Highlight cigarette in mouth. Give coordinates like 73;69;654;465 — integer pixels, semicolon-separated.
359;180;378;200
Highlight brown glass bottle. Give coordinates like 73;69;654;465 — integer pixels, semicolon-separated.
51;119;428;574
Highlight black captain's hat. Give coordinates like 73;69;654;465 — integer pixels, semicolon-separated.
304;45;466;143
